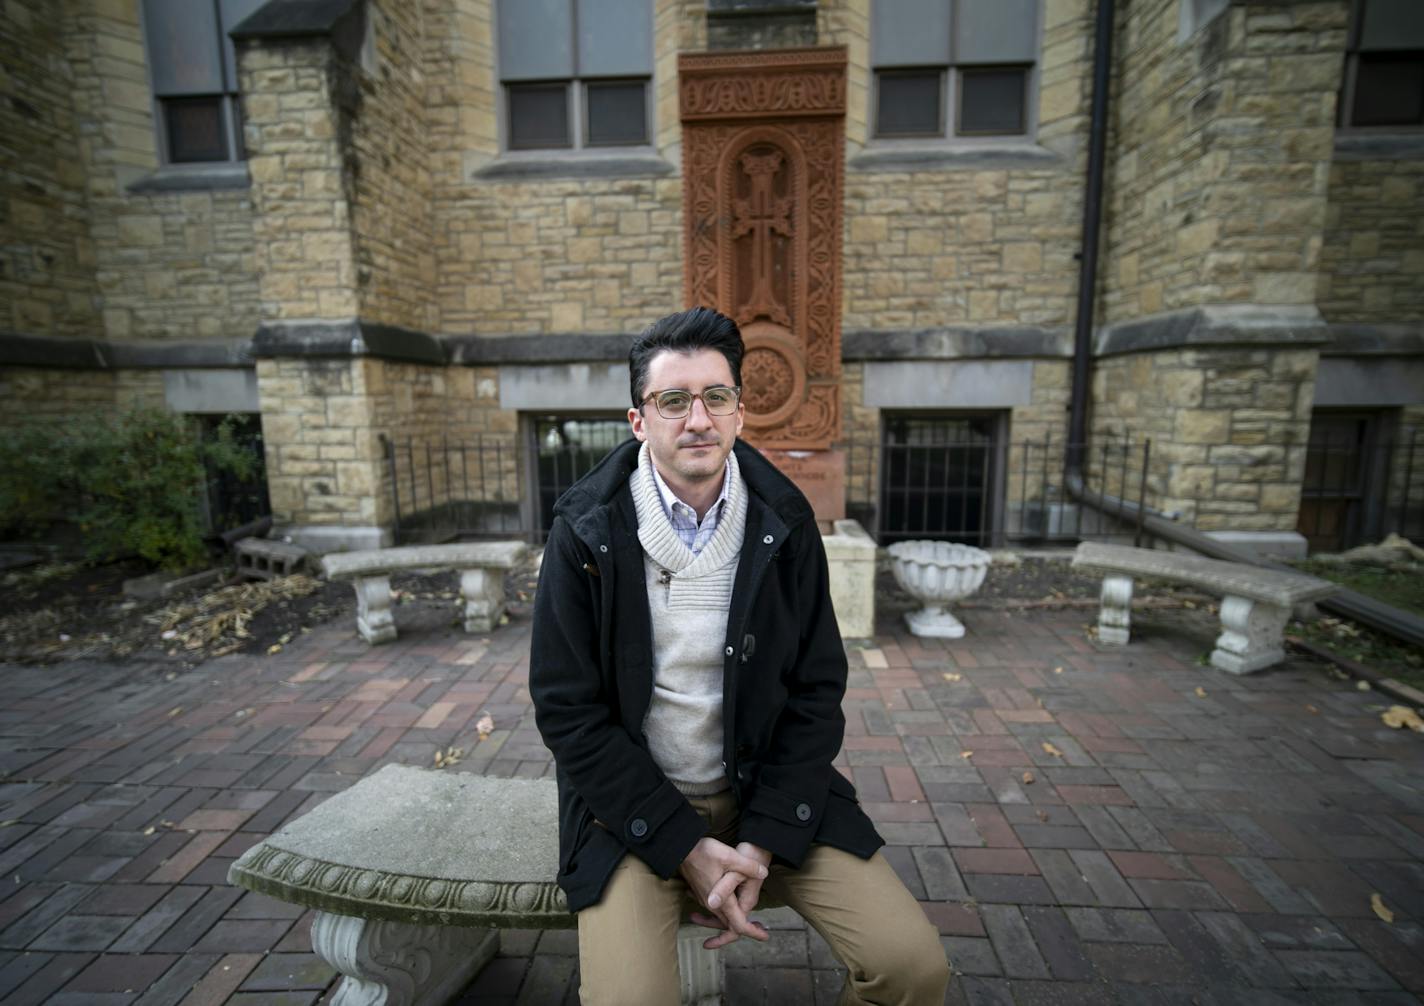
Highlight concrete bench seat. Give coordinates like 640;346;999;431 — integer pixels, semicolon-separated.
320;542;527;644
228;764;777;1006
1071;542;1338;673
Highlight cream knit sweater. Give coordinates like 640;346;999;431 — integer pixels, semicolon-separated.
630;443;747;795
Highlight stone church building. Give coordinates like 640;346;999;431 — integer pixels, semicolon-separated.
2;0;1421;558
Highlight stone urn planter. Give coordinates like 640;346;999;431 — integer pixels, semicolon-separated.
886;540;991;638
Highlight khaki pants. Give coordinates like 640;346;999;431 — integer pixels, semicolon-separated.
577;790;949;1006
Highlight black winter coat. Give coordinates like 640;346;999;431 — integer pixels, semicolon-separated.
530;438;884;912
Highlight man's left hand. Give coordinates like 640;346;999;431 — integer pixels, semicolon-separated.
691;842;773;950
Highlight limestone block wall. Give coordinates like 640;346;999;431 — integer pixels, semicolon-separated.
68;0;261;341
0;368;165;425
1089;347;1316;532
437;178;684;334
241;42;358;321
835;0;1094;331
1102;0;1348;322
1318;158;1424;323
349;1;437;331
256;356;515;530
1;1;100;338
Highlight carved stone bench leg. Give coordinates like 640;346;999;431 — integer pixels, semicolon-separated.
353;575;397;644
459;567;505;633
1096;574;1134;645
1212;594;1289;674
677;923;723;1006
312;912;497;1006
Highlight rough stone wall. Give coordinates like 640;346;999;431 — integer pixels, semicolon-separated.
66;0;261;341
0;367;165;423
438;178;684;335
1;0;100;338
1090;347;1315;532
1318;158;1424;323
836;0;1095;331
350;1;437;331
241;41;358;320
257;357;512;529
1101;0;1348;322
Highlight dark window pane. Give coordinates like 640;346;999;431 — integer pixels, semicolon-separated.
875;70;942;137
1351;54;1424;126
164;96;228;162
508;83;571;149
586;80;648;145
958;67;1027;135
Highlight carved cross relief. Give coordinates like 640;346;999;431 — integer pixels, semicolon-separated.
679;48;846;454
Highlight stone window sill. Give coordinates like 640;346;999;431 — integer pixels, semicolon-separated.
1333;131;1424;162
471;150;675;182
127;163;252;194
849;140;1062;173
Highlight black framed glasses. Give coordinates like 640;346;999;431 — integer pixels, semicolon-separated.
641;386;742;419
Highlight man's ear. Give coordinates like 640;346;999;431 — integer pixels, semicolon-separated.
628;406;647;442
733;401;744;439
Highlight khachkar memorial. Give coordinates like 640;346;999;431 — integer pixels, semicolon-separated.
679;47;847;523
680;48;875;637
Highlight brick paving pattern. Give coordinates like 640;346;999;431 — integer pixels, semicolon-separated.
2;601;1423;1004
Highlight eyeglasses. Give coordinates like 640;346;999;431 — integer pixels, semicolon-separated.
641;386;742;419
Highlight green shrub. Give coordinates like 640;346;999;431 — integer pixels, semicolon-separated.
0;408;259;571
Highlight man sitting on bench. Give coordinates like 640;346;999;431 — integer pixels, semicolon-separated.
531;308;949;1004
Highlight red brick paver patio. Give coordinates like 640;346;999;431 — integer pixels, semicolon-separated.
2;599;1423;1004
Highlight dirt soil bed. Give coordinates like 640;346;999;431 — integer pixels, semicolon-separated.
1;548;1417;691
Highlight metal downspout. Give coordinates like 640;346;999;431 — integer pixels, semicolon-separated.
1058;0;1424;648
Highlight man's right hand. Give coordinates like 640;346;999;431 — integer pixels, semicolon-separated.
679;837;770;947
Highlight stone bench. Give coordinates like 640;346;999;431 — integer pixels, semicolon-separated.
1071;542;1338;673
320;542;527;644
228;764;776;1006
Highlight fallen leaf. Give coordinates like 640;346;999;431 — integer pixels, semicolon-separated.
1357;680;1372;691
1183;600;1196;609
943;672;962;682
1022;771;1035;785
1381;706;1424;733
142;826;155;836
1371;893;1394;923
960;750;974;760
1194;686;1207;698
0;820;20;828
167;707;182;718
1053;666;1064;674
267;644;282;655
476;713;495;739
498;613;510;626
1305;704;1319;714
1036;810;1049;822
1042;742;1063;758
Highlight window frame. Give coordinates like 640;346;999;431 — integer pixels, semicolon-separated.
869;0;1042;145
1338;0;1424;132
138;0;249;166
495;0;654;155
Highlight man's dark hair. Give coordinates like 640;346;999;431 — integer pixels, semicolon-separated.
628;306;744;409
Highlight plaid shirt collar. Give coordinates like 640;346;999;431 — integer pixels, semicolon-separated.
647;456;731;557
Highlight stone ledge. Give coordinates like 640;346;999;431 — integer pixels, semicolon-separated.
1333;132;1424;162
446;332;633;365
127;164;251;194
849;141;1063;173
1319;322;1424;356
0;332;254;370
843;326;1071;360
1094;305;1332;357
471;153;675;182
252;319;445;364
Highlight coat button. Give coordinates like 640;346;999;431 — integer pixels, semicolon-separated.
725;645;734;656
795;803;812;822
630;818;648;838
599;545;608;552
763;534;774;545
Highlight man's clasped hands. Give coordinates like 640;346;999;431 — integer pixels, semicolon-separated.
678;837;775;949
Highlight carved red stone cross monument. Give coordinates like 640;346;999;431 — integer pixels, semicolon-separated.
679;47;848;522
